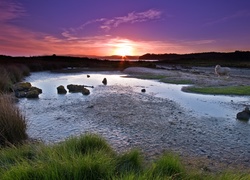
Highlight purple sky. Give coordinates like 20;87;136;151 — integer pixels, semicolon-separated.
0;0;250;56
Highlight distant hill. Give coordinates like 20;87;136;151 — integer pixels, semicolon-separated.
139;51;250;67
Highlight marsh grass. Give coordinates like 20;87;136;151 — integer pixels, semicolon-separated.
0;94;27;146
7;65;23;84
0;68;12;92
0;64;30;93
1;134;250;179
183;85;250;95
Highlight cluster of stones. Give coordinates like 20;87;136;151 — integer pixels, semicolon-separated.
236;107;250;121
57;84;91;95
13;76;145;99
57;77;108;95
13;82;42;98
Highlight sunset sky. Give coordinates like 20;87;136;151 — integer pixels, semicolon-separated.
0;0;250;57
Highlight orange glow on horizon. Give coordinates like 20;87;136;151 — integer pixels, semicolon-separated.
108;38;137;56
113;44;134;57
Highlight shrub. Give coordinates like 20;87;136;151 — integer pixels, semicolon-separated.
0;94;27;146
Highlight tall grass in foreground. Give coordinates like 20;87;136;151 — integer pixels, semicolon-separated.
0;94;27;146
1;134;250;180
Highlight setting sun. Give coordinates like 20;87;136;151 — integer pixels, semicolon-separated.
114;44;134;57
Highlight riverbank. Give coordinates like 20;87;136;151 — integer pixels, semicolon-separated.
80;84;250;172
18;66;250;173
124;66;250;87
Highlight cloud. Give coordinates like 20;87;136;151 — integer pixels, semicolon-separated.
100;9;162;31
0;0;26;22
62;9;163;37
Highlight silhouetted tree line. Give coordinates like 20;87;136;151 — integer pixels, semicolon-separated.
139;51;250;67
0;55;155;72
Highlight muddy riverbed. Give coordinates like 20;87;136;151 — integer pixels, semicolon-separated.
18;66;250;171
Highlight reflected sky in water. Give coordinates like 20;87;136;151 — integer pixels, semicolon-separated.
25;71;250;119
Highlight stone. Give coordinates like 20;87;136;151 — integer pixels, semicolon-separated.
15;91;26;98
141;89;146;92
102;78;107;85
57;85;67;94
13;82;31;91
82;87;90;95
26;90;39;98
236;107;250;121
66;84;91;95
13;82;42;99
67;84;85;92
30;86;42;94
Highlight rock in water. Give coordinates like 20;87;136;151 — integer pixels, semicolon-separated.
236;107;250;121
13;82;42;98
13;82;31;91
26;90;39;98
67;84;85;92
82;88;90;95
57;85;67;94
102;78;107;85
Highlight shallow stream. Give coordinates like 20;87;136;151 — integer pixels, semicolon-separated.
17;71;250;167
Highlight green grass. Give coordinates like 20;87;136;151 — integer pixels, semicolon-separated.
183;86;250;95
150;153;185;179
1;134;249;180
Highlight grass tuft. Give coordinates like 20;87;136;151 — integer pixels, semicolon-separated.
0;94;27;146
116;149;143;174
150;153;185;179
59;133;114;155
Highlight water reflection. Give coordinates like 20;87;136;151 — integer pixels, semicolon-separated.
25;71;249;119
